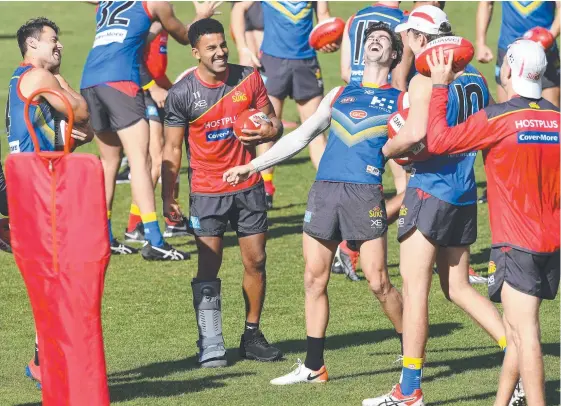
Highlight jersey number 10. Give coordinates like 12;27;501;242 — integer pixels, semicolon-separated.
453;83;485;125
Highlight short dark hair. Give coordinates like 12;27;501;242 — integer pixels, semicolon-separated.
409;21;454;43
363;22;403;71
188;18;225;47
17;17;59;57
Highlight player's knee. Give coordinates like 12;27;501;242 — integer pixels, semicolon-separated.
367;272;391;301
243;251;267;273
304;265;328;296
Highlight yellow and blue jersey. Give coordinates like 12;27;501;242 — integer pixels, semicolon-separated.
316;82;402;184
261;1;316;59
499;1;557;51
408;65;490;206
6;65;62;153
348;4;406;82
81;1;152;89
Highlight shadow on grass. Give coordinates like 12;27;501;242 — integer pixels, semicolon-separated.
429;379;559;405
110;372;254;402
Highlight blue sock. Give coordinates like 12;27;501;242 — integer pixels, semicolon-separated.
400;356;423;396
142;213;164;248
401;367;422;395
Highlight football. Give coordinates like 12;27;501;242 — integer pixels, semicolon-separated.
415;36;475;77
309;17;345;50
233;109;271;139
387;108;430;166
523;26;555;50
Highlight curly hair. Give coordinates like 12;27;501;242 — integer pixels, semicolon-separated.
363;22;404;71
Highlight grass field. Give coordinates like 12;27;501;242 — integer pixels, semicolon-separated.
0;2;559;405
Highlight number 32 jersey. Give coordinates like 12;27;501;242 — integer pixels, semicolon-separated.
81;1;151;89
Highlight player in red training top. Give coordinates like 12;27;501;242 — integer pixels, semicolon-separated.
425;42;559;406
162;19;284;368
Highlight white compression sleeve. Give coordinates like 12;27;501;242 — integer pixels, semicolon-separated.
250;87;342;172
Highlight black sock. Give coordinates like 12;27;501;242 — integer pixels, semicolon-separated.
34;343;39;366
305;336;325;371
397;332;403;355
244;321;259;336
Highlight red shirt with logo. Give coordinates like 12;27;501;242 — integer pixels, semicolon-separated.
144;31;172;89
427;86;560;254
164;64;270;195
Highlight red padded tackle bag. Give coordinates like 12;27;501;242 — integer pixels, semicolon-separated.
5;89;111;406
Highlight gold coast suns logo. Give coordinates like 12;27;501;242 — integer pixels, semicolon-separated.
369;206;383;218
529;102;540;109
232;90;248;103
488;261;497;275
399;205;408;217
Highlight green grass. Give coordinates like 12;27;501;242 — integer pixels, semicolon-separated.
0;2;559;405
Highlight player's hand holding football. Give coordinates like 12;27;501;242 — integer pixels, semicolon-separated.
237;116;278;145
426;48;463;86
223;164;256;186
319;42;340;53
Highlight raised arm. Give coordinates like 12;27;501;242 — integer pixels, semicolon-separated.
382;75;432;158
149;1;220;45
340;16;353;83
231;1;261;67
223;87;342;185
550;1;560;39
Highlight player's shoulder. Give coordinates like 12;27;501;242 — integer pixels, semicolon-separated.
227;63;257;82
409;73;432;92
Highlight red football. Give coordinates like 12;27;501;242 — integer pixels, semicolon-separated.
233;109;271;139
309;17;345;50
415;36;474;77
523;26;555;50
387;108;430;166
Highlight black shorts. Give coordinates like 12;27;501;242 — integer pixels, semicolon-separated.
144;91;165;123
81;85;145;133
496;47;560;89
259;53;324;101
246;1;263;31
189;183;268;237
488;246;560;303
303;181;387;242
397;187;477;246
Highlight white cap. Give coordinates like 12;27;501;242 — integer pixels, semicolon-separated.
395;5;449;35
506;39;548;99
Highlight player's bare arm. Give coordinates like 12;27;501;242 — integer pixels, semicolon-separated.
223;87;339;185
149;1;220;45
146;21;163;44
237;102;283;145
316;2;340;53
382;74;432;158
476;1;494;63
21;68;89;123
390;31;413;91
340;16;353;83
231;1;261;68
161;125;184;220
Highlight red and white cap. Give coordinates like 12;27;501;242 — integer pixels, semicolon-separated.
395;5;449;35
506;39;548;99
